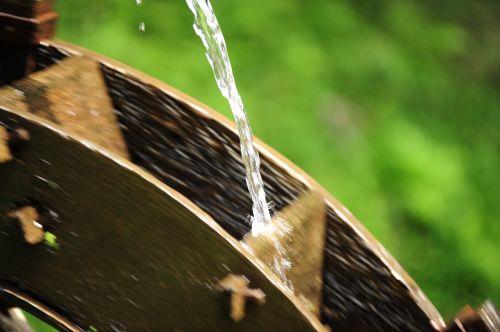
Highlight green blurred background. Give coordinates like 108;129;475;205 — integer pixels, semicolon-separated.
51;0;498;320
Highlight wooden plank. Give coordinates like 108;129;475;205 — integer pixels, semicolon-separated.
0;56;129;159
244;190;327;315
0;0;57;84
0;10;57;45
0;0;54;18
0;126;12;163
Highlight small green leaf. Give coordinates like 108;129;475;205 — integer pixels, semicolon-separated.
44;232;59;249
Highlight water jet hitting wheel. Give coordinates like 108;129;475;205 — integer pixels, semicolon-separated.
0;1;498;331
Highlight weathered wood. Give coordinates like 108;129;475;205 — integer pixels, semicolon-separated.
244;190;327;315
0;0;57;43
0;108;325;332
0;56;129;158
0;127;12;163
0;0;54;18
0;0;57;85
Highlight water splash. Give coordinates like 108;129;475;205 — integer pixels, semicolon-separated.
186;0;272;237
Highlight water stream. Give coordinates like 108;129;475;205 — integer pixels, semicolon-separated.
186;0;272;236
186;0;290;284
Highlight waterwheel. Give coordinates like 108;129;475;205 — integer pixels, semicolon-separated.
0;1;497;331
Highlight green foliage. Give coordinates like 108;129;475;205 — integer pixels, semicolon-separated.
44;232;59;249
52;0;499;320
24;312;57;332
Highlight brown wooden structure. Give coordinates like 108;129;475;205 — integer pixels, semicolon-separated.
0;1;498;332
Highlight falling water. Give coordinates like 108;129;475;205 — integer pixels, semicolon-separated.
186;0;273;237
136;0;145;32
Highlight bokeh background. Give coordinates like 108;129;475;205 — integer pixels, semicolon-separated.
53;0;499;320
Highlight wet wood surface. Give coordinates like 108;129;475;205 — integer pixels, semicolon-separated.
0;108;323;332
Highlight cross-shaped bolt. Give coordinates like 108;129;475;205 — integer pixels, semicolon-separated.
7;206;44;245
219;274;266;322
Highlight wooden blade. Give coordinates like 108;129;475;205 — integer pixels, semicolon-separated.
244;190;327;315
0;56;128;159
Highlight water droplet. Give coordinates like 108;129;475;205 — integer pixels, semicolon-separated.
35;175;60;189
139;22;146;32
40;158;52;165
110;322;125;332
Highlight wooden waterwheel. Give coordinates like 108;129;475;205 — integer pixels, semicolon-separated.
0;1;498;331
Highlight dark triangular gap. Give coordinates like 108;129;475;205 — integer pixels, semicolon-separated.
320;205;436;332
34;44;70;72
